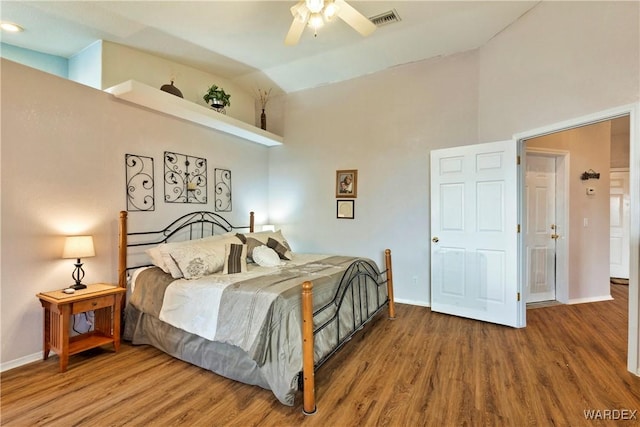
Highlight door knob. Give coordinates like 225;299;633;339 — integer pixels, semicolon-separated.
551;234;559;240
432;237;439;243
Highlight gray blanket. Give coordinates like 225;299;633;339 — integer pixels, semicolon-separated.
124;255;385;406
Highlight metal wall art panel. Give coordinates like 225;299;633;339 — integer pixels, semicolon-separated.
125;154;155;211
214;168;232;212
164;151;207;204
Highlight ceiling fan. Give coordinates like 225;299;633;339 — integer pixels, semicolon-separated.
285;0;377;46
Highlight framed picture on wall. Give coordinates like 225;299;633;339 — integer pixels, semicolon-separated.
337;200;355;219
336;169;357;198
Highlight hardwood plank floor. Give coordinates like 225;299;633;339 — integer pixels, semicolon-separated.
2;284;639;426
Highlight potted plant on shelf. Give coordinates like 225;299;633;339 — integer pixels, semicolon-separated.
203;84;231;112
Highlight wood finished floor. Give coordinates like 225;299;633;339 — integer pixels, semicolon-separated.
2;284;639;426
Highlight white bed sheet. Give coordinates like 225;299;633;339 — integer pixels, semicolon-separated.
142;253;330;343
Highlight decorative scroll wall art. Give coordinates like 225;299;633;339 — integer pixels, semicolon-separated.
164;151;207;204
125;154;155;211
214;168;232;212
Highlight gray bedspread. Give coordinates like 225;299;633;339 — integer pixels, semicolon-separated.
123;255;386;406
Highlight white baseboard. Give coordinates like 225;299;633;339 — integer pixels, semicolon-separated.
1;351;42;373
394;297;430;307
567;294;614;305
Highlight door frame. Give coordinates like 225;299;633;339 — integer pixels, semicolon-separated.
514;102;640;376
524;148;570;304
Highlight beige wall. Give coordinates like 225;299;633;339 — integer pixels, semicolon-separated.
527;121;612;301
269;51;480;306
477;1;640;142
0;59;270;366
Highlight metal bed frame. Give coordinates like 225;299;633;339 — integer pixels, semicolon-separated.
117;210;395;414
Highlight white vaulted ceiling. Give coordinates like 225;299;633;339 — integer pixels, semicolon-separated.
0;1;539;93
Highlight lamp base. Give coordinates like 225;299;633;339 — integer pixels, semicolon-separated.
70;283;87;290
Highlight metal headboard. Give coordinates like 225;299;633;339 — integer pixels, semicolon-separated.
118;210;254;287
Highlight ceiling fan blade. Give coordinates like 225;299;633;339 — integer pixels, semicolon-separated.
335;0;376;37
285;17;306;45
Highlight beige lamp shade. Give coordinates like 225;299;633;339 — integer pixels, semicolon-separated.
62;235;95;259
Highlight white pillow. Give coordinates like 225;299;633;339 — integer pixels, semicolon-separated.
252;245;284;267
169;244;225;280
159;234;242;279
158;241;195;278
145;246;169;273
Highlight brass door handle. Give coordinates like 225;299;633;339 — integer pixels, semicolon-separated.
432;237;439;243
551;234;559;240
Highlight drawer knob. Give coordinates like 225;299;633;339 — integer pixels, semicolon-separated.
92;302;97;307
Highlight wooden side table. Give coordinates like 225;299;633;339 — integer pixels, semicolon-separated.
36;283;126;372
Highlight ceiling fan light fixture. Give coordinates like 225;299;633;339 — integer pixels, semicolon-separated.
306;0;325;14
323;1;339;20
285;0;374;45
308;13;325;30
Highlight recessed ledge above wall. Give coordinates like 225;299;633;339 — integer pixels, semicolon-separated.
105;80;283;147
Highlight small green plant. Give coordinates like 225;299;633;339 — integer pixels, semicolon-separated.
203;84;231;108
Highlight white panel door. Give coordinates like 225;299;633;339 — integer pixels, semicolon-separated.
610;169;630;279
525;155;557;302
430;140;521;328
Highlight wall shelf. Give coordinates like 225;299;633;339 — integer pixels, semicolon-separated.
105;80;283;147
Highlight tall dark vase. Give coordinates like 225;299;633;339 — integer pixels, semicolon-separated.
260;109;267;130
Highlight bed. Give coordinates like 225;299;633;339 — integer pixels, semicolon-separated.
117;210;395;414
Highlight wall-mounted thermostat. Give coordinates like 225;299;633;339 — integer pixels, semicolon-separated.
586;187;596;195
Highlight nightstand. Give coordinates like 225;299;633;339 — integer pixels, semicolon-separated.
36;283;126;372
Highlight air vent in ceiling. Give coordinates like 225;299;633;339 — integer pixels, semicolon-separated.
369;9;401;27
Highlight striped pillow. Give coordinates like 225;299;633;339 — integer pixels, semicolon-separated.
222;243;247;274
235;233;264;261
267;237;291;260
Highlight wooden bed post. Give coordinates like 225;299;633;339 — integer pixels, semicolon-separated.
301;281;316;415
249;211;255;233
118;211;128;289
385;249;396;319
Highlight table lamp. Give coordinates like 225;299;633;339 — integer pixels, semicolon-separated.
62;235;95;290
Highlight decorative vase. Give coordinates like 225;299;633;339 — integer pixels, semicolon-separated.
160;80;183;98
261;109;267;130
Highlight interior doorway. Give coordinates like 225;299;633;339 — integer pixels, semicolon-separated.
516;104;638;375
522;118;627;305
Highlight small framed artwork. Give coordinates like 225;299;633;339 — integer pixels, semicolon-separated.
336;169;357;198
337;200;355;219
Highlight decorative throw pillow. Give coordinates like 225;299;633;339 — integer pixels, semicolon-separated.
252;245;284;267
236;230;293;260
222;243;247;274
245;238;263;260
267;237;291;260
159;234;242;279
168;244;225;280
158;242;192;278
